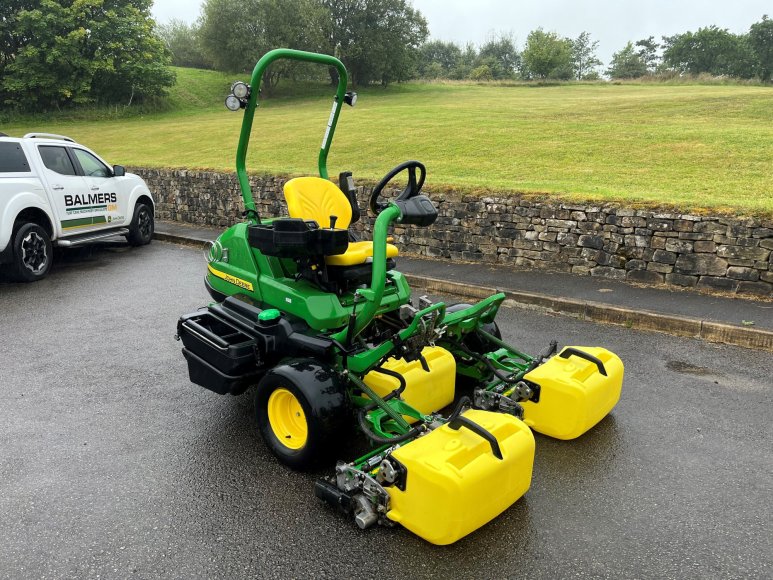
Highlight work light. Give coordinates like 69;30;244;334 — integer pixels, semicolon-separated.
344;91;357;107
231;81;250;99
225;95;242;111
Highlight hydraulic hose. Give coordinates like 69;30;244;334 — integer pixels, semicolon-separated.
449;337;524;384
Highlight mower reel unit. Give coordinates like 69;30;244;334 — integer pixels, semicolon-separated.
176;49;624;545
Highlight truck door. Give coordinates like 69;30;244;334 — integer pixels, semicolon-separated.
37;145;94;234
70;148;126;228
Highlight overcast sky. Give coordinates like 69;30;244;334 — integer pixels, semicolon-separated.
150;0;771;66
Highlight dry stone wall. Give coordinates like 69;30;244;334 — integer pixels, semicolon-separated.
136;168;773;297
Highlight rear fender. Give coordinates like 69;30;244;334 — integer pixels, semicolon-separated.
1;192;56;251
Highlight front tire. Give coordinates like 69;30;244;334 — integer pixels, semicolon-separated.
10;222;52;282
127;203;154;246
255;360;349;471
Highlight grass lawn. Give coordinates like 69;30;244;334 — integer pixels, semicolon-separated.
5;68;773;216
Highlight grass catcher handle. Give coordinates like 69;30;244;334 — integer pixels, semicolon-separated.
558;347;607;376
448;416;503;460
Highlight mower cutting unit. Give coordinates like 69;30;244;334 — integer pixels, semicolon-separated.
177;49;624;545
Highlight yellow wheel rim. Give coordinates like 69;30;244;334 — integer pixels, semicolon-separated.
267;388;308;450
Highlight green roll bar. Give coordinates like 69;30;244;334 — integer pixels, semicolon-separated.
235;48;349;224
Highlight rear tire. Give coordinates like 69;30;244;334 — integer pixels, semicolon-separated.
255;360;349;471
127;203;154;246
10;222;52;282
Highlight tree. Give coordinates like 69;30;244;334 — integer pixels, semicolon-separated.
157;19;210;69
749;15;773;81
521;28;573;80
1;0;174;110
606;42;647;79
199;0;326;91
417;40;462;78
477;33;520;79
321;0;428;86
635;36;660;73
571;31;602;80
662;26;755;78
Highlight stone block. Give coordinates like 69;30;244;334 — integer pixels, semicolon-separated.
760;271;773;284
697;276;738;291
577;222;603;233
652;250;677;264
673;220;693;232
679;232;713;241
665;239;694;253
647;262;673;274
728;224;751;237
590;266;626;280
736;281;773;296
674;254;728;276
753;227;773;238
597;253;626;268
716;245;770;262
646;218;673;231
693;221;727;235
693;241;716;253
626;259;646;270
571;265;593;275
578;234;604;250
627;270;664;284
650;236;666;250
727;267;759;281
760;239;773;250
666;273;698;287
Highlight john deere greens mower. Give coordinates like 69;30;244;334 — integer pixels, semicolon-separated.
177;49;624;545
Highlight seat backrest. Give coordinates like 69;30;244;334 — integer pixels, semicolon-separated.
284;177;352;229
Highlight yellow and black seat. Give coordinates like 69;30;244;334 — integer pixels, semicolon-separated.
283;176;398;266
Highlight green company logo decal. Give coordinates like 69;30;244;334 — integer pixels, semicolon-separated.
61;215;108;230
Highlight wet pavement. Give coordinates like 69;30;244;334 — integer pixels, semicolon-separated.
1;240;771;579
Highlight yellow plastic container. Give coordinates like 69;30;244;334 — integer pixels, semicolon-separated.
363;346;456;421
386;409;535;545
521;346;624;440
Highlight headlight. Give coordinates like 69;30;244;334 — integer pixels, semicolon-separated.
231;81;250;99
225;95;242;111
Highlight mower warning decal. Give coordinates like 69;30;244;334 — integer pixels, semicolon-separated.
207;264;254;292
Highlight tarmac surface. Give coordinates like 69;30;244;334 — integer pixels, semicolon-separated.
1;240;772;578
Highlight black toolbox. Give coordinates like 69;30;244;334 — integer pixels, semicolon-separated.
177;310;260;395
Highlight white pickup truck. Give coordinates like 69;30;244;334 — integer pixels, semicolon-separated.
0;133;155;282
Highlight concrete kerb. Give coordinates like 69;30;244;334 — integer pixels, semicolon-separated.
152;232;773;352
405;274;773;353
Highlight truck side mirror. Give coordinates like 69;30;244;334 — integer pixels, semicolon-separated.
113;165;125;177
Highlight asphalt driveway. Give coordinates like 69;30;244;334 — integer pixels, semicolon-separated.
1;241;771;579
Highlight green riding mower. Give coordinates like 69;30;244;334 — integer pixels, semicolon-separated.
176;49;624;545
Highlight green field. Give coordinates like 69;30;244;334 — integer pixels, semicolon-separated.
5;68;773;215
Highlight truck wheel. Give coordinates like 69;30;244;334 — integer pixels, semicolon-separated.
11;222;52;282
127;203;154;246
255;360;349;471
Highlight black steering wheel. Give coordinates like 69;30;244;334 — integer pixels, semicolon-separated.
369;160;426;215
